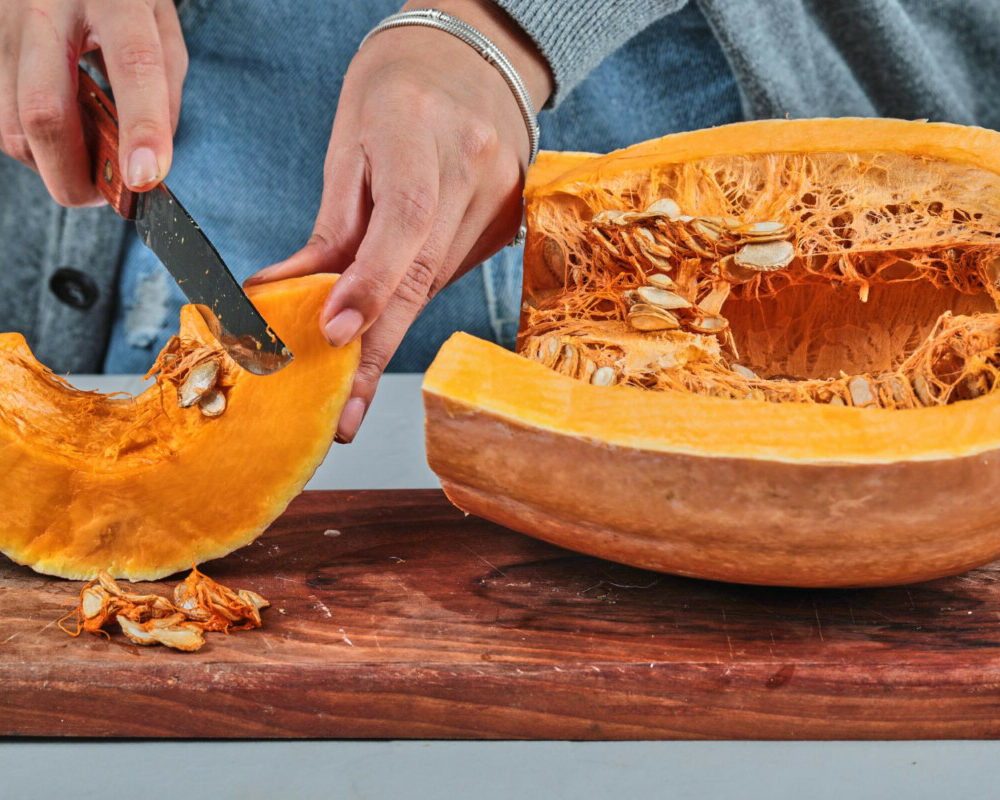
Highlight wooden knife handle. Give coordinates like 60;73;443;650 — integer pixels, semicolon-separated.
77;68;139;220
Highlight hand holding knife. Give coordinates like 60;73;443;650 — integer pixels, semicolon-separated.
76;67;293;376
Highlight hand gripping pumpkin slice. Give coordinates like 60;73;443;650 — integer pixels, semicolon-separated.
0;274;359;580
424;118;1000;588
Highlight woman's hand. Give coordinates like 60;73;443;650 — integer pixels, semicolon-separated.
0;0;187;205
247;0;552;443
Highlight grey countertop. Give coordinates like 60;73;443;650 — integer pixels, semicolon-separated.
2;373;997;799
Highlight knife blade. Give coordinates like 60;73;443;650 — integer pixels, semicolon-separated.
76;68;293;376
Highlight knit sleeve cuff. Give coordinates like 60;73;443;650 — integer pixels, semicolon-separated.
493;0;687;107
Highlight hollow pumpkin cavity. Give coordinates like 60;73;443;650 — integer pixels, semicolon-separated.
423;119;1000;588
521;148;1000;408
0;274;359;581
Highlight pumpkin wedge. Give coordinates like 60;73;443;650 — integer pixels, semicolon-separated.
424;118;1000;588
0;273;358;580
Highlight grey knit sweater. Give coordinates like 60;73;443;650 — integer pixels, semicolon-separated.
2;0;999;373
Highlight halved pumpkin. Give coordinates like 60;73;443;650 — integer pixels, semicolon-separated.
0;273;358;580
424;118;1000;588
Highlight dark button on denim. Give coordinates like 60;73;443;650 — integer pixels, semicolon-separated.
49;267;99;310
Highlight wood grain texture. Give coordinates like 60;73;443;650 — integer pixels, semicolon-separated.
3;490;1000;739
77;69;138;219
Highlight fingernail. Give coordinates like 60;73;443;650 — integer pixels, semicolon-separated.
127;147;160;189
244;265;279;287
335;397;367;444
322;308;364;347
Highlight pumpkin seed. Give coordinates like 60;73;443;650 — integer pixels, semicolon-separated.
685;314;728;334
178;360;220;408
733;240;795;271
848;376;876;407
628;302;669;315
538;337;560;368
888;376;909;405
731;364;758;380
676;225;717;259
642;255;674;272
739;221;789;241
542;237;565;274
644;198;681;220
591;229;620;256
99;572;123;596
718;254;759;284
591;366;617;386
646;273;679;291
556;344;580;377
628;308;681;331
199;389;227;418
592;209;628;224
828;395;846;406
912;374;934;405
81;587;106;620
633;227;674;257
984;256;1000;288
118;614;205;652
636;285;692;310
632;230;675;270
580;358;597;383
693;219;722;241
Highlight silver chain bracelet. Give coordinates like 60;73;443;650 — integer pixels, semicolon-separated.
359;8;540;246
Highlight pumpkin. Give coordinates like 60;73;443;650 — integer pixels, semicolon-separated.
424;118;1000;588
0;273;358;581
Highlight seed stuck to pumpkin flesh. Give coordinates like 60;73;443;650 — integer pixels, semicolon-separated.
591;366;617;386
733;240;796;272
635;286;692;310
178;361;220;408
628;307;682;331
198;389;227;418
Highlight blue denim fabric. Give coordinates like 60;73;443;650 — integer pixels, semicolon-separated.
102;0;743;373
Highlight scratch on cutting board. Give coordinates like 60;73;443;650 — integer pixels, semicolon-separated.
461;544;507;577
721;606;735;660
813;600;825;642
36;618;59;635
339;628;354;646
2;632;19;644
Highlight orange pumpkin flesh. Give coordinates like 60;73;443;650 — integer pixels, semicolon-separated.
0;273;358;581
424;118;1000;588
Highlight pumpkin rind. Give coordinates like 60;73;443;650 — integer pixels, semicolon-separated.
424;119;1000;587
0;273;358;580
424;333;1000;587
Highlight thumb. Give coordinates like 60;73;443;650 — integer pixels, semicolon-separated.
244;237;335;287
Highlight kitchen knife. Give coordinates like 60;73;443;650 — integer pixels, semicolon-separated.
76;68;293;376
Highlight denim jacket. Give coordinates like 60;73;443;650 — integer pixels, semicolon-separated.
1;0;998;373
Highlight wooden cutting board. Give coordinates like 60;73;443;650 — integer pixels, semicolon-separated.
3;489;1000;740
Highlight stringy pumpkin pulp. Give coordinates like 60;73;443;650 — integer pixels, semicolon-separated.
521;137;1000;408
